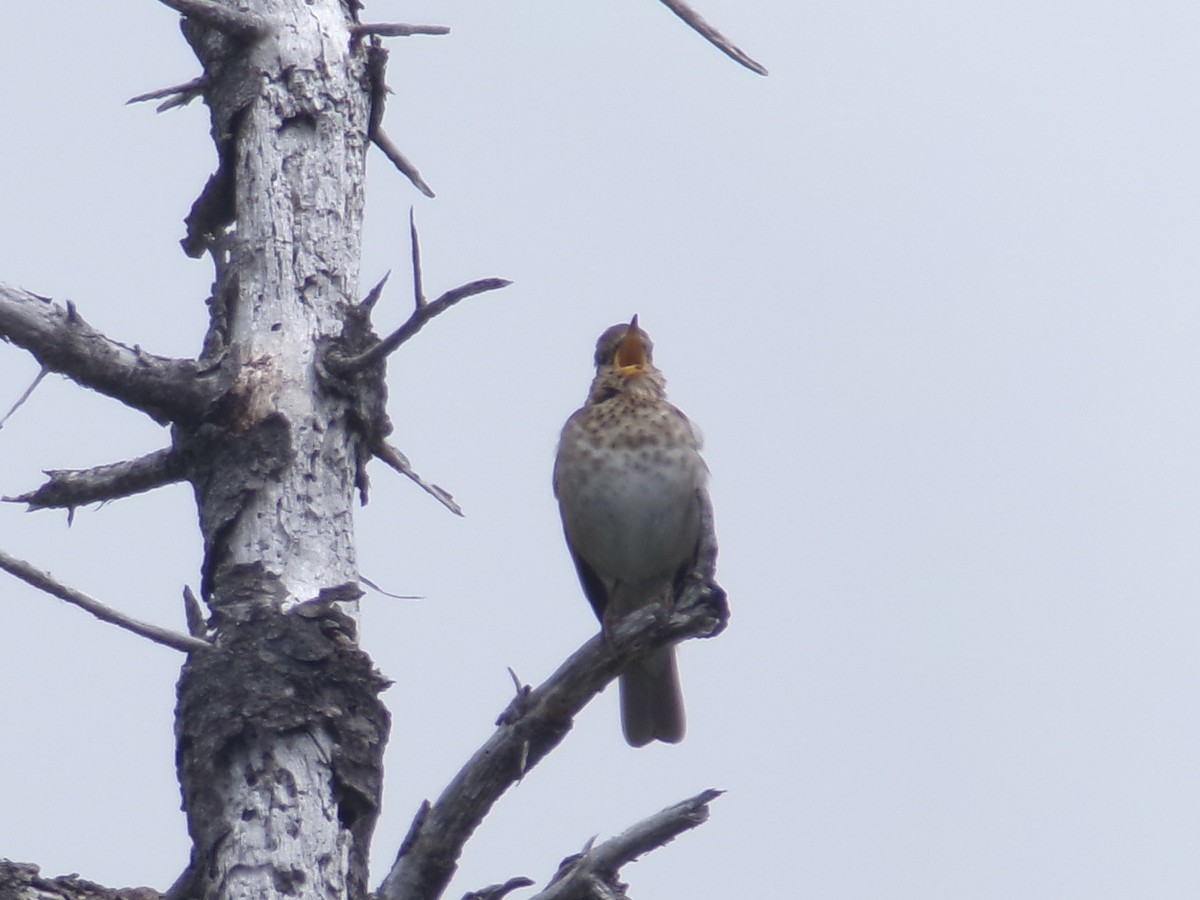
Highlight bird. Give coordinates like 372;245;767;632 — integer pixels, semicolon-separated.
553;315;710;746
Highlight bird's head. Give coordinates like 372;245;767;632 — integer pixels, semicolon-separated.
588;315;666;402
594;315;654;375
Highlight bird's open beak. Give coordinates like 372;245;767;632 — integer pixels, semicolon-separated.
614;315;647;376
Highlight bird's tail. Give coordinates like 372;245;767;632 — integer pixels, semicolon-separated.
619;646;685;746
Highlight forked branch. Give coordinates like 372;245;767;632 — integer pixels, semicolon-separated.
0;548;211;653
358;276;510;369
127;75;208;112
325;214;510;376
532;789;723;900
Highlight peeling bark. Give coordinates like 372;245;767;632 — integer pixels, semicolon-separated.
174;573;389;900
0;860;161;900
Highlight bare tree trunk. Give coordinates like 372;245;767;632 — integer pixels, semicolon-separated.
169;3;388;899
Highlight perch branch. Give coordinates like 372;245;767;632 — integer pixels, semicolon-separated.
657;0;768;76
532;789;723;900
127;75;208;112
4;447;185;511
350;23;451;38
374;441;464;517
375;567;728;900
0;548;211;653
0;365;48;429
0;284;226;425
154;0;270;41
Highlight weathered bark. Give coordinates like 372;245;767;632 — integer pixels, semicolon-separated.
0;859;161;900
167;2;391;899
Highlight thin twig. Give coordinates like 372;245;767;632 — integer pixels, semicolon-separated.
350;23;450;38
374;441;464;517
373;129;436;198
127;75;208;112
127;77;204;104
0;548;211;653
410;209;425;308
365;41;435;197
0;366;48;430
656;0;768;75
154;0;270;41
183;585;207;638
532;789;723;900
359;574;422;600
361;271;391;313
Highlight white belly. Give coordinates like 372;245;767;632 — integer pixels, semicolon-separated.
557;441;704;597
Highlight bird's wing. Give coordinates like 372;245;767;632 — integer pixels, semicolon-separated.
563;531;610;622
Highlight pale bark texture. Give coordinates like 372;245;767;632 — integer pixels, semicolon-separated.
168;3;389;900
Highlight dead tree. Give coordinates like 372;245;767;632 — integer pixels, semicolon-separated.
0;1;756;898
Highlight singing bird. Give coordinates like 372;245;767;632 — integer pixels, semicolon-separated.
553;316;711;746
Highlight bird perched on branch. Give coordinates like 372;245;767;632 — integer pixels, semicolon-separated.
553;316;711;746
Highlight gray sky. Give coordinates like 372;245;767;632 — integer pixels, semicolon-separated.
3;1;1200;897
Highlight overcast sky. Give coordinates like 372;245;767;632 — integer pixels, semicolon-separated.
3;1;1200;897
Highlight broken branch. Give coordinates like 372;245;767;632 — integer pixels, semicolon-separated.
350;23;451;39
657;0;768;76
0;284;226;424
409;210;425;308
533;789;723;900
127;75;208;112
373;129;436;198
373;441;464;517
4;447;185;511
0;365;48;429
0;548;211;653
365;39;436;196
